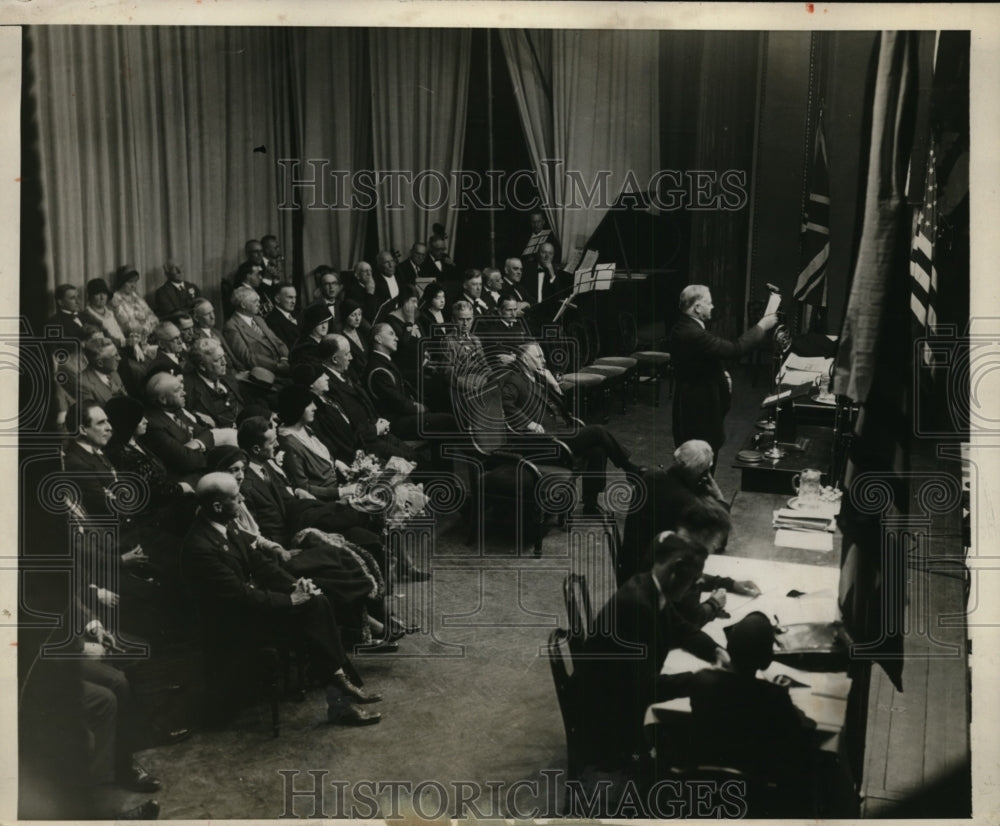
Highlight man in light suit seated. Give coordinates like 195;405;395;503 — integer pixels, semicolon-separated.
223;285;290;375
64;335;126;407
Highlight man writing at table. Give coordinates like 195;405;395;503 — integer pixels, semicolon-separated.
577;532;729;774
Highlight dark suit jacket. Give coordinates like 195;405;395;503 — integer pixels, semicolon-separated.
65;366;126;407
499;367;572;433
223;314;288;373
327;370;383;446
264;308;301;349
500;277;532;307
62;439;119;517
240;462;298;546
578;573;718;764
144;352;185;381
668;315;765;451
421;258;458;283
140;406;215;477
184;372;245;428
181;514;296;639
365;351;419;421
396;258;421;288
311;394;363;463
45;310;89;341
153;281;201;318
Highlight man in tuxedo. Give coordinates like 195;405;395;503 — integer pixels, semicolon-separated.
499;342;644;514
313;267;351;326
145;320;187;379
577;532;728;772
530;242;574;321
46;284;88;340
223;285;290;375
141;372;237;479
397;242;426;289
474;296;530;370
373;250;402;310
318;336;420;463
181;473;382;726
184;337;245;428
153;259;201;319
501;257;532;316
65;336;127;407
234;239;277;297
261;234;285;282
265;284;300;348
669;285;777;463
482;268;504;313
421;235;457;282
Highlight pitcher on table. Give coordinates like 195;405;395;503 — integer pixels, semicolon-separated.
792;468;823;506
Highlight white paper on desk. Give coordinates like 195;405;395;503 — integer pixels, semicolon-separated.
780;368;823;386
762;388;792;406
774;528;834;552
784;353;834;373
764;291;781;316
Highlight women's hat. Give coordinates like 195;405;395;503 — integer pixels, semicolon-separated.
340;298;362;320
302;302;335;333
205;444;247;472
275;383;318;425
291;360;325;387
104;395;144;440
113;265;140;291
86;278;112;299
394;285;417;308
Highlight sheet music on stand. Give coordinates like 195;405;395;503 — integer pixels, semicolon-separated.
522;229;551;257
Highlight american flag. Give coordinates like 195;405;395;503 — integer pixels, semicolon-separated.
793;114;830;307
910;141;938;368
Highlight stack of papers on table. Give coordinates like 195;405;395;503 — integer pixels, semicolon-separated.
772;507;837;552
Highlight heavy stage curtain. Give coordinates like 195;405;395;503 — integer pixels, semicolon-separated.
28;27;294;310
368;29;471;259
501;30;659;268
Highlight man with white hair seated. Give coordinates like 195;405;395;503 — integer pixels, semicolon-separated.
184;337;245;428
619;439;729;585
182;473;382;727
140;371;237;480
223;285;290;375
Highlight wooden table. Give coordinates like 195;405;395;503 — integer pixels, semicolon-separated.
725;490;842;568
731;424;835;494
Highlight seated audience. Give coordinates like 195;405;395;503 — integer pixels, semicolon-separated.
499;342;645;514
191;298;236;363
119;322;154;398
397;241;426;289
233;239;277;312
289;360;359;462
64;335;126;407
474;295;530;368
577;532;728;772
261;233;285;282
223;285;290;375
456;268;491;317
169;311;197;353
321;335;421;464
383;288;424;390
422;234;457;282
110;266;158;341
373;250;402;310
265;283;301;349
344;260;380;324
82;278;125;347
310;265;344;320
438;300;491;396
181;472;382;726
153;259;200;318
482;267;504;313
184;337;245;428
500;257;532;316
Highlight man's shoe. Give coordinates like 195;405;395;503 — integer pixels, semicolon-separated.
117;763;162;793
355;640;400;654
388;615;420;635
328;672;382;703
326;702;381;726
117;799;160;820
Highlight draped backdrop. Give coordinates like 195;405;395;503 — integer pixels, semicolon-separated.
26;26;656;318
501;30;660;267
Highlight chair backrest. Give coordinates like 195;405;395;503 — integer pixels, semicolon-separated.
461;381;509;455
618;312;639;355
583;317;603;359
562;573;593;653
547;627;586;780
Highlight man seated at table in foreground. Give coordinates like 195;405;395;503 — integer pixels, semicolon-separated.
576;532;729;774
621;439;729;584
675;498;760;628
658;612;818;806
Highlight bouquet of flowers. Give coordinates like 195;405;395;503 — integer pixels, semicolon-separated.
345;451;427;527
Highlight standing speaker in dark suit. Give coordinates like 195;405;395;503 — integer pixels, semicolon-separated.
669;285;777;462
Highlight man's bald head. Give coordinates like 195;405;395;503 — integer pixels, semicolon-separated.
673;440;714;481
196;472;239;505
